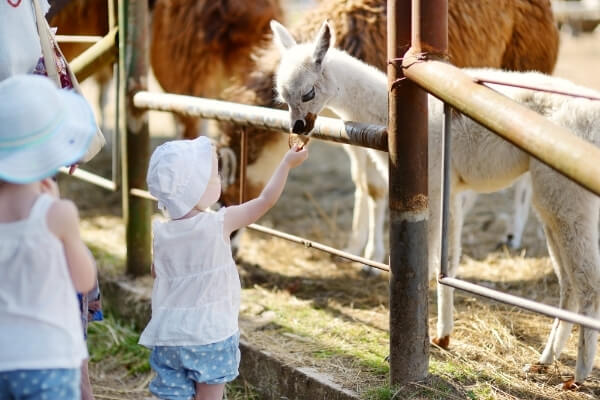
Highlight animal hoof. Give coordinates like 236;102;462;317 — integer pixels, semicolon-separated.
562;378;581;391
431;335;450;349
524;363;549;374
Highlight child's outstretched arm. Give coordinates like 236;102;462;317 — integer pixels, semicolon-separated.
47;199;97;292
223;145;308;237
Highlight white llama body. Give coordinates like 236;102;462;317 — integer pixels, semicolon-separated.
271;20;600;385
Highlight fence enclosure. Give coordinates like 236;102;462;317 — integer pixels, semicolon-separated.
61;0;600;387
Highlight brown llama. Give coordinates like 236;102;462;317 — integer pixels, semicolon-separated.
150;0;283;139
216;0;559;207
48;0;114;131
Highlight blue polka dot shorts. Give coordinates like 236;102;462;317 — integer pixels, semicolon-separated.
0;368;80;400
149;332;240;400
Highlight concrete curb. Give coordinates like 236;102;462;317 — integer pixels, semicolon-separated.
100;275;361;400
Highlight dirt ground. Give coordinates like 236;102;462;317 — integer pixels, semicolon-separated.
70;25;600;400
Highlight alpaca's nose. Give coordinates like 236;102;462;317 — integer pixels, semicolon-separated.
292;120;305;134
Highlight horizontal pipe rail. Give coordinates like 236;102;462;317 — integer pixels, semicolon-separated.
59;166;117;191
127;186;389;271
56;35;103;44
248;224;389;272
133;91;388;152
70;27;118;82
439;277;600;331
401;58;600;197
130;188;155;200
473;77;600;102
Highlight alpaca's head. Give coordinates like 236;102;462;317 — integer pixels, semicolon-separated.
271;19;336;135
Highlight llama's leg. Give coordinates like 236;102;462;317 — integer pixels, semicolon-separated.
363;188;387;268
363;155;388;269
574;292;600;386
546;218;600;386
342;146;369;257
531;164;600;386
566;219;600;385
433;192;465;348
505;173;532;249
538;226;575;366
459;190;478;216
428;190;476;282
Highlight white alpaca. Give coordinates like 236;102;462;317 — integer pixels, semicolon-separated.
271;19;600;387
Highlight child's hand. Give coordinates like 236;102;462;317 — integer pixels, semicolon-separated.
284;145;308;168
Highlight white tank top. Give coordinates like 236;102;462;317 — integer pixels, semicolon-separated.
0;0;50;81
0;194;88;371
139;208;241;347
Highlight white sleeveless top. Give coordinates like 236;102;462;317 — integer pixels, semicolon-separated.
139;208;241;347
0;194;88;371
0;0;50;81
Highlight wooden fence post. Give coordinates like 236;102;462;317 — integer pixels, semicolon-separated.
118;0;151;276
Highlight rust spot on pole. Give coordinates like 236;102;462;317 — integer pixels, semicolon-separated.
389;193;428;212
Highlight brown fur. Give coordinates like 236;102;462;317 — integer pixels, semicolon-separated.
150;0;283;139
217;0;559;205
49;0;114;125
48;0;110;61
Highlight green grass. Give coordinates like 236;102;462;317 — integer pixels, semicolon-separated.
364;386;398;400
226;380;262;400
243;289;390;377
87;314;151;374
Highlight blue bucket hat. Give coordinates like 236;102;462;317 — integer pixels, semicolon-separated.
0;74;96;183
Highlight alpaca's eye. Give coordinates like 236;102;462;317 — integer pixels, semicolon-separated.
302;87;315;102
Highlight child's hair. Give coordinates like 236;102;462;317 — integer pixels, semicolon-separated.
147;136;214;219
0;74;96;183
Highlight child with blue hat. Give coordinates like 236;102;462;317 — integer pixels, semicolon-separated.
0;74;97;399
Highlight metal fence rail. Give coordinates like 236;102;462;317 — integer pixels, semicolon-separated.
133;92;388;152
440;277;600;331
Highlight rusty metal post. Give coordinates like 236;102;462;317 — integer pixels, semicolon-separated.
387;0;428;384
119;0;152;276
387;0;447;384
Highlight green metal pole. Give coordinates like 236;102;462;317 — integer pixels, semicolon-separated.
118;0;151;276
70;27;117;83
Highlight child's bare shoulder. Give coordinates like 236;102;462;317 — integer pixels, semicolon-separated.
47;199;80;235
49;198;78;218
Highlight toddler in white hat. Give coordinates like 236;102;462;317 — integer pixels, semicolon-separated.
141;136;308;400
0;75;97;399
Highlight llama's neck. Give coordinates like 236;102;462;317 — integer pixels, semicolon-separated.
323;49;388;126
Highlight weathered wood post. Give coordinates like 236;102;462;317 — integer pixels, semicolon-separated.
118;0;152;276
387;0;441;384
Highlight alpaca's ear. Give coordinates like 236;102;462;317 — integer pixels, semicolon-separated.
271;20;296;53
313;20;333;67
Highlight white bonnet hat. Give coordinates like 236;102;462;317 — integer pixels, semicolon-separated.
147;136;214;219
0;75;96;183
